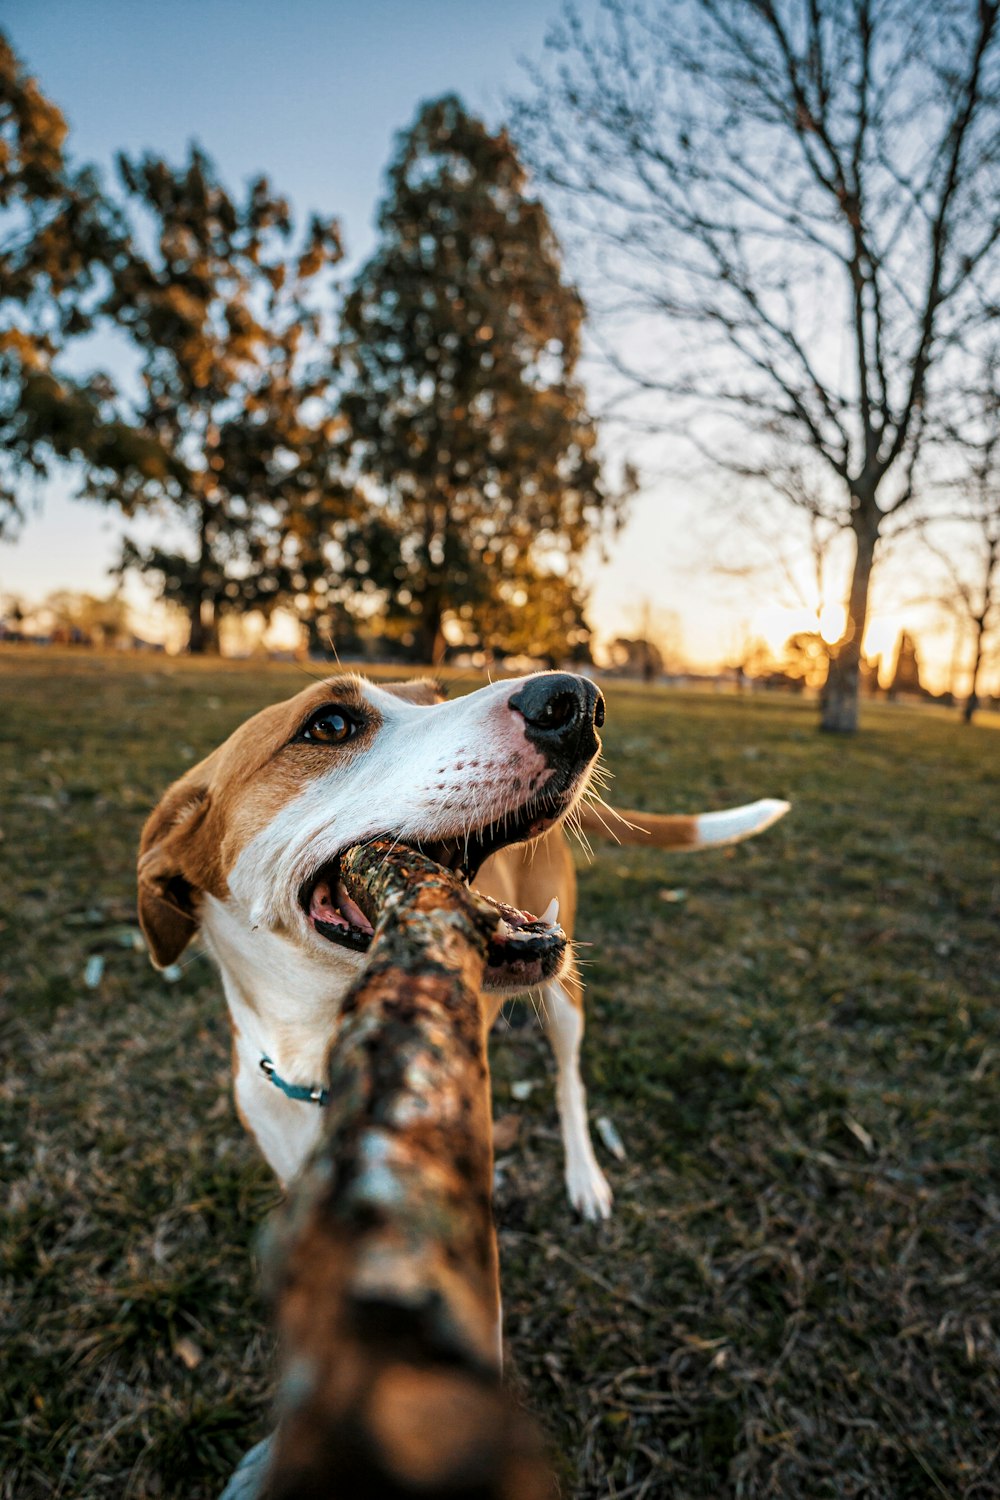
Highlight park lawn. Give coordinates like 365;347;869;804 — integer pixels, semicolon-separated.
1;648;997;1500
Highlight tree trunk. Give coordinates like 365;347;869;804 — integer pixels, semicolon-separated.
821;520;878;734
963;619;986;724
188;594;208;654
305;612;334;660
416;499;449;667
205;607;220;655
414;596;446;666
187;501;219;655
187;597;219;655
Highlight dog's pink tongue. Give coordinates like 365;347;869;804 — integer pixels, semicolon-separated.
309;877;374;934
310;879;348;927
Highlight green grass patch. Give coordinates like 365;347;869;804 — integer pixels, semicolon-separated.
1;649;997;1498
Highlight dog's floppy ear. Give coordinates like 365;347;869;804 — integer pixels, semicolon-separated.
137;781;213;968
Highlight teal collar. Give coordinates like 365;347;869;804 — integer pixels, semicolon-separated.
258;1055;329;1107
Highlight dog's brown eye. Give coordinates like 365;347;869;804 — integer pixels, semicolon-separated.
301;707;358;745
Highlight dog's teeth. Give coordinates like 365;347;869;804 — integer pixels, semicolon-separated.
335;881;374;934
540;897;559;927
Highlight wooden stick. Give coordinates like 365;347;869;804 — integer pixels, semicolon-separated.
257;841;553;1500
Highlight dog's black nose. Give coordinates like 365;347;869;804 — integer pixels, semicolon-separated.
509;674;604;757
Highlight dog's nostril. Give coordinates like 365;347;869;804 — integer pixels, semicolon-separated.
509;673;590;743
594;692;606;729
534;691;579;732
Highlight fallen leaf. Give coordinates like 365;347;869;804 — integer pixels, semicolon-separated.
596;1115;626;1160
844;1114;876;1156
174;1336;203;1370
83;955;104;990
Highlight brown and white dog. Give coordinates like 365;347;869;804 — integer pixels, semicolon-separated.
137;671;788;1220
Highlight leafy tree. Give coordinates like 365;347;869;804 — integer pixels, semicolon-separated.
39;588;130;645
340;95;626;665
456;564;593;664
1;40;356;652
608;636;665;680
0;32;136;530
518;0;1000;732
92;148;348;652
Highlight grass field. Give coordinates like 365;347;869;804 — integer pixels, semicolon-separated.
1;649;998;1500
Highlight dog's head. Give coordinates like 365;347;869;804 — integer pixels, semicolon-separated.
137;671;603;992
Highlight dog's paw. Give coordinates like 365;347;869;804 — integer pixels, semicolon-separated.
566;1155;613;1221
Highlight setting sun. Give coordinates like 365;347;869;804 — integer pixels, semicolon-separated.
819;603;847;644
863;614;903;665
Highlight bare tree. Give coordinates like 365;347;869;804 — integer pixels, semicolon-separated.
516;0;1000;731
921;354;1000;722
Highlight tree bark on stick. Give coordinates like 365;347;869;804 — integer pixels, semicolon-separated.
256;841;553;1500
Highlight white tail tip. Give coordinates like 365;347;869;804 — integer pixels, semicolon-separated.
694;798;791;849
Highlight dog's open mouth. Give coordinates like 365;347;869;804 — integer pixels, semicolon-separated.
300;795;570;990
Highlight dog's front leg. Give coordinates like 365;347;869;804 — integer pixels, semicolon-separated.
541;962;613;1221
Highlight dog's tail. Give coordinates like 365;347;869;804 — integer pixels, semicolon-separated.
578;797;790;851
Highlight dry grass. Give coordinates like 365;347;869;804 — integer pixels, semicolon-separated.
1;649;998;1498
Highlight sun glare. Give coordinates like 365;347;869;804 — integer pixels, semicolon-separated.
863;615;902;663
819;603;847;644
751;606;817;654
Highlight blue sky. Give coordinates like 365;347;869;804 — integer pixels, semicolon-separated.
3;0;558;270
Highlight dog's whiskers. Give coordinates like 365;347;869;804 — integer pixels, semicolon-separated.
579;796;620;844
564;802;594;861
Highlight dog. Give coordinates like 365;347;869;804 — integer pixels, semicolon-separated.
137;671;788;1220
